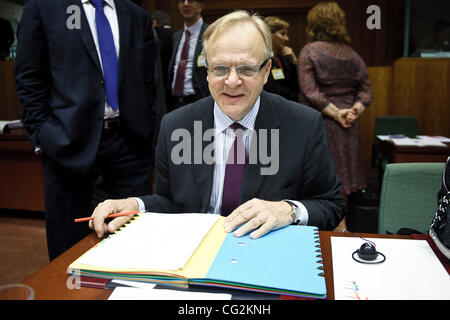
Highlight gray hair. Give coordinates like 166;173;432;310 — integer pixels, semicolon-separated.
202;10;273;62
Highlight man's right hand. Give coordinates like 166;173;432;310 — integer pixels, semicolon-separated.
89;198;139;238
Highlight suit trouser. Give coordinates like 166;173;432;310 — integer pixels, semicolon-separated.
41;127;153;261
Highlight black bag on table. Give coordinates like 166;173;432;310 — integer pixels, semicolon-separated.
429;156;450;260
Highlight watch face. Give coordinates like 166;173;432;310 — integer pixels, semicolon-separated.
293;207;301;224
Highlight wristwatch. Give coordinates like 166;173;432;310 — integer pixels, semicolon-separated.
34;146;42;155
285;201;301;225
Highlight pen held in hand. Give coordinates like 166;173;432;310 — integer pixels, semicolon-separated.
74;210;141;223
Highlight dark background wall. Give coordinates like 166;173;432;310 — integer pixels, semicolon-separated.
1;0;449;169
149;0;405;67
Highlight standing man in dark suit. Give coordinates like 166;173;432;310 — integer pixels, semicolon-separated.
90;10;345;240
168;0;209;111
151;10;175;90
15;0;155;260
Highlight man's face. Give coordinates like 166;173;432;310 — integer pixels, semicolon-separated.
178;0;203;22
206;23;271;121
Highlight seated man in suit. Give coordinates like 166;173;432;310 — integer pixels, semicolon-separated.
90;10;345;239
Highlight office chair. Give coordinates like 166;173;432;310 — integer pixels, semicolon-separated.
378;162;445;234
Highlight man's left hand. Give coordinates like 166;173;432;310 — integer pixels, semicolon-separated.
223;198;293;239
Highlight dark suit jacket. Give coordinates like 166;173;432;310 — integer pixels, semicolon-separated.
154;25;174;88
141;90;345;230
264;56;299;102
167;21;209;99
15;0;155;175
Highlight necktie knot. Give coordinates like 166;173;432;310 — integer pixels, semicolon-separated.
91;0;104;9
230;122;244;132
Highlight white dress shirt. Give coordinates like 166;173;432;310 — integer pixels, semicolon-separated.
171;17;203;96
207;98;309;225
136;96;309;225
81;0;120;119
207;98;259;214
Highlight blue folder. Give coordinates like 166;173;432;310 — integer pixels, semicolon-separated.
192;225;326;299
69;215;326;299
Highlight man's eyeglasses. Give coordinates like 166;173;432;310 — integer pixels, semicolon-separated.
206;59;269;78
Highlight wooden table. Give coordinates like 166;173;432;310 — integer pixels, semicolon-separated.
21;231;409;300
375;138;450;163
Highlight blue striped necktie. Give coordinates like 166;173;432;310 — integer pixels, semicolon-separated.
91;0;119;111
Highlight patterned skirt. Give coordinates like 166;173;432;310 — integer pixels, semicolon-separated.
323;117;367;195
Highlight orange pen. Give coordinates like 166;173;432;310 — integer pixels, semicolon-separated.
74;210;141;223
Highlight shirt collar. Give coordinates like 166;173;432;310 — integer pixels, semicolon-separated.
184;17;203;35
82;0;115;9
213;96;260;134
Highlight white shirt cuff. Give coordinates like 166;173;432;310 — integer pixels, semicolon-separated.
133;197;146;212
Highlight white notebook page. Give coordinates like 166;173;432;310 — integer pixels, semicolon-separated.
77;212;219;271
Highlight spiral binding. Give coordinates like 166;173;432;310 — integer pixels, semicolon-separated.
107;211;144;239
313;229;324;277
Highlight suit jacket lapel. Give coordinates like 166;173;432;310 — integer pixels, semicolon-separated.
190;97;215;212
241;91;280;203
115;0;131;88
67;0;102;72
193;22;207;63
168;30;183;85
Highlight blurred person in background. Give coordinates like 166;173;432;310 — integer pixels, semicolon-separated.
168;0;209;111
263;16;299;102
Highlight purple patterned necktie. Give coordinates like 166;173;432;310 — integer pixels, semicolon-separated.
91;0;119;111
221;123;247;216
173;29;191;96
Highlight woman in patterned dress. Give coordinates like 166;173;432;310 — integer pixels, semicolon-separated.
298;2;373;198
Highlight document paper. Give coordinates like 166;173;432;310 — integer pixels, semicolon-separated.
377;135;447;147
391;137;446;147
76;212;219;271
331;237;450;300
108;286;231;300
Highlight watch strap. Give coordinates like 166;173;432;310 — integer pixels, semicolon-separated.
284;200;301;225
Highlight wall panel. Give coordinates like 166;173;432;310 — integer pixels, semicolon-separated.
362;66;392;166
363;58;450;170
391;58;450;136
0;61;21;120
152;0;401;67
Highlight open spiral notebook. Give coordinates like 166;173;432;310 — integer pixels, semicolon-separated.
68;212;326;298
